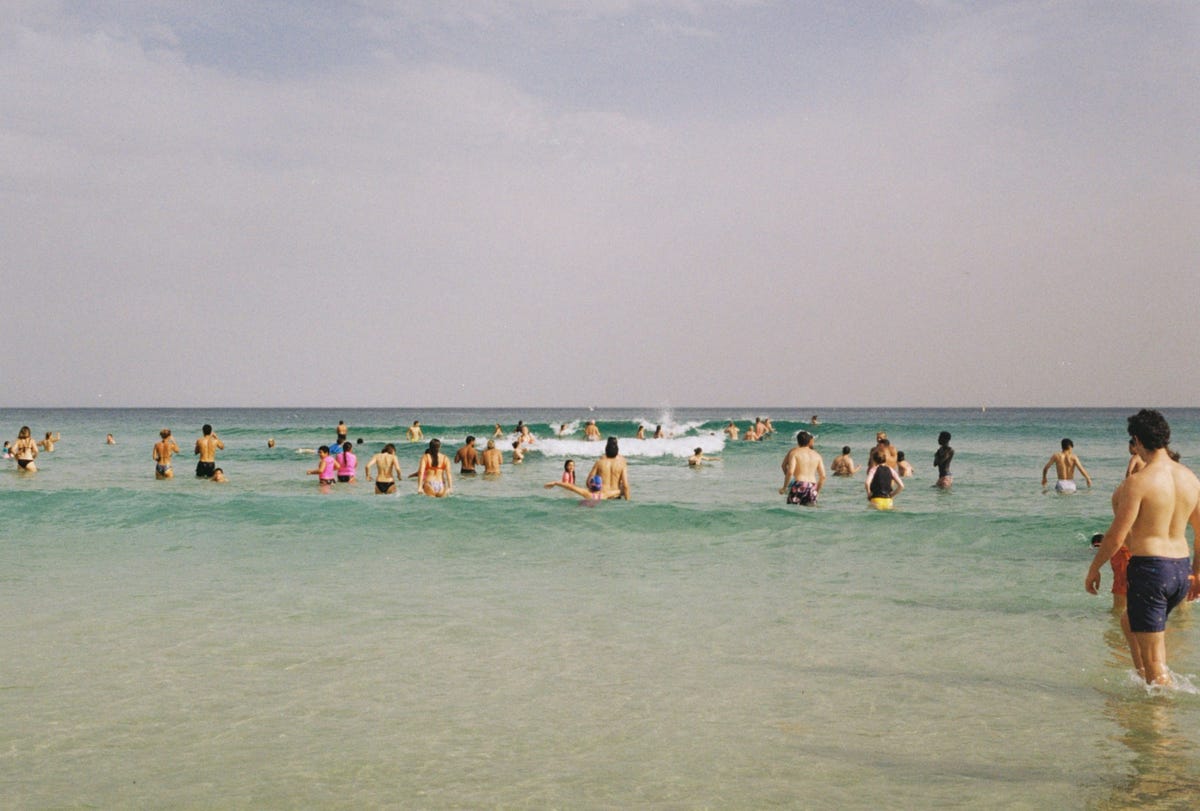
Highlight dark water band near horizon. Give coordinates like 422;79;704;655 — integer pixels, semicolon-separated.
3;406;1200;808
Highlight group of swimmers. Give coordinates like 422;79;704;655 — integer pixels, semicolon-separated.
778;429;955;511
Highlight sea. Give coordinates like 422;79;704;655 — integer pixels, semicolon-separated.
3;406;1200;809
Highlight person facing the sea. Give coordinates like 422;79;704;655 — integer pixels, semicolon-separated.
584;420;601;441
588;437;630;500
407;421;423;441
481;439;503;474
897;451;914;477
365;444;403;494
38;431;61;452
336;420;348;445
865;447;903;509
417;438;452;497
723;421;739;440
1043;438;1092;492
832;446;860;477
336;442;357;483
13;426;38;472
194;424;224;478
153;429;180;479
934;431;954;488
454;436;480;475
780;431;826;506
1086;409;1200;686
689;448;720;467
872;432;898;467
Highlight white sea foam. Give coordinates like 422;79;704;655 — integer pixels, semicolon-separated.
532;435;725;459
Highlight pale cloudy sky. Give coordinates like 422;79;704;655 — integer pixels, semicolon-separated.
2;1;1197;408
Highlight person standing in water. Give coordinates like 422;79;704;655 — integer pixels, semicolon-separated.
417;438;453;497
194;424;224;478
1086;409;1200;686
1043;438;1092;492
780;431;826;506
934;431;954;489
13;426;38;472
153;428;180;479
588;437;630;500
365;444;403;494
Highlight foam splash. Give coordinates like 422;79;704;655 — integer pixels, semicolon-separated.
1127;669;1200;695
532;435;726;460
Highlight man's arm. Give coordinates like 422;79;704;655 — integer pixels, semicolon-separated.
1076;460;1092;487
816;459;827;491
1042;456;1055;485
1087;483;1140;593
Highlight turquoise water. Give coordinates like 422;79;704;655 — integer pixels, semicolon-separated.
3;407;1200;808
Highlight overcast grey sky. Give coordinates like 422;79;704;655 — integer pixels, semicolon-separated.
3;1;1197;408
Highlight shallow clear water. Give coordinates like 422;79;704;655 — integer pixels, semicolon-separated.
3;407;1199;807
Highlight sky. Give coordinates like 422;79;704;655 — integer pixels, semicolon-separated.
2;1;1197;408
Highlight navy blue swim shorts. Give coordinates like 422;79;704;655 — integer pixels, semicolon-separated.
1126;556;1191;633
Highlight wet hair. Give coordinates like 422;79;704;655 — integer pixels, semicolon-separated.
694;447;703;455
343;442;353;452
938;431;951;445
870;448;886;465
202;424;213;436
427;438;441;458
486;440;495;449
564;459;574;471
1061;438;1073;450
605;436;620;459
382;443;396;453
796;431;812;446
1127;409;1170;451
897;451;906;462
18;426;30;439
842;446;851;455
160;429;171;439
318;445;330;454
465;435;475;444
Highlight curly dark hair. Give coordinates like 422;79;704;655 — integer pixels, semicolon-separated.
1127;409;1171;451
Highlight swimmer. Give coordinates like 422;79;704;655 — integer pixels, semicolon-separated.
13;426;38;473
407;420;423;441
335;420;348;445
586;437;630;500
454;436;480;475
897;451;914;477
38;431;61;452
511;441;524;464
211;468;227;483
153;428;180;479
560;459;576;485
106;434;116;445
689;448;720;467
335;442;357;483
2;441;11;459
1043;438;1091;492
481;439;503;474
365;443;403;494
584;420;601;441
194;424;224;478
267;438;276;449
307;445;340;489
417;438;452;497
544;473;604;502
493;423;504;438
518;424;535;446
635;425;646;440
780;431;825;506
1086;409;1200;686
934;431;954;488
831;446;860;477
865;448;903;509
723;421;740;441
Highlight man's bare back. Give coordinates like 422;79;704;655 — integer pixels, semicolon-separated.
590;456;630;500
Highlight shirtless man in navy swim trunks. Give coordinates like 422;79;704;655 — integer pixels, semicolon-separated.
780;431;826;506
1086;409;1200;686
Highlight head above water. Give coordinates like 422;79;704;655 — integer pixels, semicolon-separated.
938;431;951;446
1128;409;1170;451
202;424;213;436
1061;438;1073;451
796;430;813;447
842;446;852;455
605;437;620;459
